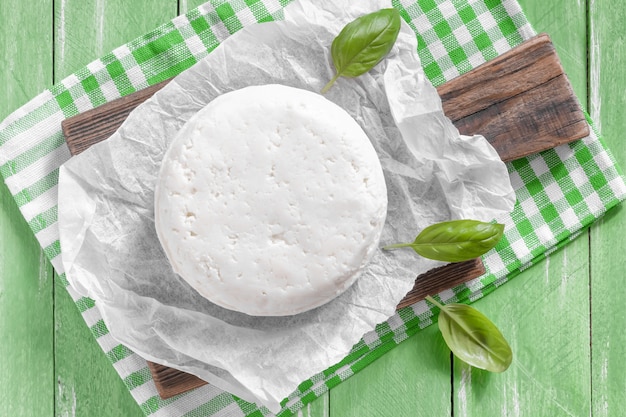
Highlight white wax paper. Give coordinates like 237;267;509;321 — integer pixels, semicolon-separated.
58;0;515;412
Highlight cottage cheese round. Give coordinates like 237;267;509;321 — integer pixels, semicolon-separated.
155;84;387;316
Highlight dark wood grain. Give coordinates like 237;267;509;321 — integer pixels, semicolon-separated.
60;33;588;400
62;79;171;156
437;34;561;120
452;74;587;159
436;33;588;161
146;362;207;398
395;259;485;310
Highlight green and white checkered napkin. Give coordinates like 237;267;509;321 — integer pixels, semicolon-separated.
1;0;624;415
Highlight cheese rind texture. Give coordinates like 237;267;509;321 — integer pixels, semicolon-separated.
155;84;387;316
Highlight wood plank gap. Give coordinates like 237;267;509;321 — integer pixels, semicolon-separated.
52;3;58;417
327;381;331;417
52;270;58;417
51;0;55;86
586;0;593;408
585;223;594;408
450;352;454;417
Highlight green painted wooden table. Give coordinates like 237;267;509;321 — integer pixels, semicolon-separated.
1;1;624;416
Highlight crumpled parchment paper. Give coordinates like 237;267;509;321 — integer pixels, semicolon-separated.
58;0;515;412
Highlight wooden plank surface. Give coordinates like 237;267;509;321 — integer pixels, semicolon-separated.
396;259;484;309
62;80;172;155
454;236;592;416
331;324;453;416
438;34;588;161
589;1;626;417
52;1;175;417
0;2;54;417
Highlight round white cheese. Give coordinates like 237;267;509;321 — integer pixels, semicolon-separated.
154;84;387;316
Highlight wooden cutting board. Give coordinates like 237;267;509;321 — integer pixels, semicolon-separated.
61;33;587;399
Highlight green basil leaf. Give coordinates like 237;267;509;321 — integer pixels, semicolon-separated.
383;220;504;263
322;8;401;93
426;296;512;372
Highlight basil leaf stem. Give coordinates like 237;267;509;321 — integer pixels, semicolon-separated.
426;295;513;372
322;8;401;93
383;219;505;263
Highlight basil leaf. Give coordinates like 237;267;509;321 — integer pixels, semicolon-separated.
383;220;504;263
322;8;401;93
426;296;513;372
